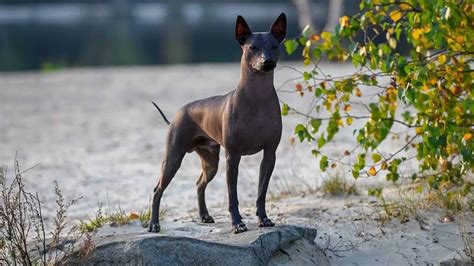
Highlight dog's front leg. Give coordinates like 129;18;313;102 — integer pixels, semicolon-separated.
225;152;247;233
256;149;276;227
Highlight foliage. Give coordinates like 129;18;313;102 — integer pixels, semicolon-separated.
322;175;357;196
0;160;93;265
283;0;473;193
79;204;163;232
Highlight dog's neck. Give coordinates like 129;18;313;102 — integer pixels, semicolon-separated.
237;63;275;99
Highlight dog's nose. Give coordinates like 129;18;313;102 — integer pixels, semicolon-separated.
261;59;276;71
263;59;275;67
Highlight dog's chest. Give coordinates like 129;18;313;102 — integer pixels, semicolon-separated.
225;99;282;154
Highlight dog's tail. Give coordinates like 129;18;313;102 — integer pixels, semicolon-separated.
152;101;171;125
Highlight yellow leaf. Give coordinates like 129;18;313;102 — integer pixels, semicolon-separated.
464;133;473;141
324;100;331;110
450;85;461;96
388;38;397;49
438;158;448;172
400;3;411;10
343;104;352;112
129;212;140;220
339;16;350;28
310;34;320;41
355;88;362;97
423;25;431;33
416;127;423;135
304;57;311;66
390;10;403;22
368;166;377;176
412;29;422;40
445;66;452;74
381;162;388;171
438;54;447;64
346;117;354;126
455;35;465;44
321;31;332;41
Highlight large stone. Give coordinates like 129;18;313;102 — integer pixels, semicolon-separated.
79;222;329;265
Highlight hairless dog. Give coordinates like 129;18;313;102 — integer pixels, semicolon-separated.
150;13;286;234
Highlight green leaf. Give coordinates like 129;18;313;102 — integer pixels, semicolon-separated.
356;153;366;169
310;118;322;133
371;153;382;163
368;188;382;197
303;71;313;81
315;88;323;97
320;156;329;171
281;103;289;116
352;169;360;179
294;124;307;142
317;136;326;148
284;39;299;55
312;48;322;60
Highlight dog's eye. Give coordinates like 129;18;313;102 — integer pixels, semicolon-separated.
272;45;278;49
249;45;257;50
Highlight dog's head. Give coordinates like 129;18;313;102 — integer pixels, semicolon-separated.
235;13;286;73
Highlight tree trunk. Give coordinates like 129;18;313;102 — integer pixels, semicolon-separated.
324;0;344;32
292;0;314;31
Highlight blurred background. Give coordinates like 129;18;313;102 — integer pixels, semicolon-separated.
0;0;358;71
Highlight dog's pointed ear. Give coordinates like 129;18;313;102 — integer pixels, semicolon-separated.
235;15;252;45
270;13;286;43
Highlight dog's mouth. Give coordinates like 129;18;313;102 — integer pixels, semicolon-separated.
253;62;276;72
261;62;276;72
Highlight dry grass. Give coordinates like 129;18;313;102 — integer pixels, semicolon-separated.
79;202;166;232
322;175;357;196
0;159;93;265
424;183;474;260
370;183;473;260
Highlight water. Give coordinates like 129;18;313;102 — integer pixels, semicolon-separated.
0;1;332;71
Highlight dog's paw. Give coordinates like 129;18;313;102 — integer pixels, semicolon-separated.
233;222;248;234
148;222;161;233
201;214;215;223
259;217;275;227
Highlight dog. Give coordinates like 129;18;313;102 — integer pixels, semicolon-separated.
149;13;286;234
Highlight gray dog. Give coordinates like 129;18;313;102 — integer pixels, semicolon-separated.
149;13;286;234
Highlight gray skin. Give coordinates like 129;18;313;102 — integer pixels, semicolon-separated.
149;13;286;234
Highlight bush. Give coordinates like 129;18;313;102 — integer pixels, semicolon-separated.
0;159;93;265
283;1;473;194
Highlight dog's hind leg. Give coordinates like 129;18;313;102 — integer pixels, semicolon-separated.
195;145;220;223
149;128;189;233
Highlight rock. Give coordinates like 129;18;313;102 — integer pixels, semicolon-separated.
78;223;329;265
439;252;473;266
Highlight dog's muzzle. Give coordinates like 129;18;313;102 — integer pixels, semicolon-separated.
253;60;276;72
261;61;276;71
